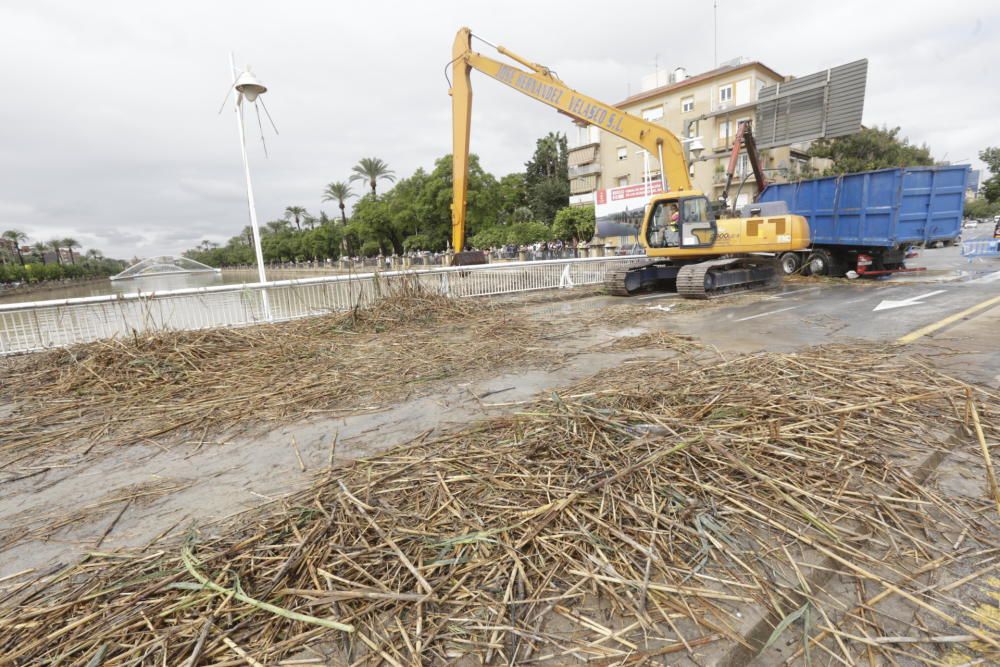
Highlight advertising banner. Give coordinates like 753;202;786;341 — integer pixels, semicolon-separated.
594;180;662;239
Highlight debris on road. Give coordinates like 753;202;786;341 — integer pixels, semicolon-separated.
0;281;555;476
2;344;997;665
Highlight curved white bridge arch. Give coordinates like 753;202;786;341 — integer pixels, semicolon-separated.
110;256;221;281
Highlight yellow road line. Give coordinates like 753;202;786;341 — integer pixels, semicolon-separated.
897;294;1000;345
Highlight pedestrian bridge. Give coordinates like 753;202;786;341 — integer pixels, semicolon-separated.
110;256;221;281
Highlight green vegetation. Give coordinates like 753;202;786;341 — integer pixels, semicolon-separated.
0;259;125;285
2;230;27;266
552;205;596;244
1;229;123;285
978;146;1000;204
964;198;1000;219
808;125;934;174
185;132;593;266
350;157;396;196
523;131;570;224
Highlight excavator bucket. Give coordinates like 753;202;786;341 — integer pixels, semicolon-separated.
451;250;488;266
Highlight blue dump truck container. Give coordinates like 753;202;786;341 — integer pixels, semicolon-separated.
755;165;969;276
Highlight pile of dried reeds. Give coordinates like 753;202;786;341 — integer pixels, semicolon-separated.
1;343;997;665
0;282;556;474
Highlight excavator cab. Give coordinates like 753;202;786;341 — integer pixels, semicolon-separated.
643;194;717;252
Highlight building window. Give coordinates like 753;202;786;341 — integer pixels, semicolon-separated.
642;172;661;183
718;120;733;141
617;176;629;187
641;105;664;122
681;96;694;113
737;154;750;177
719;84;733;103
616;146;628;161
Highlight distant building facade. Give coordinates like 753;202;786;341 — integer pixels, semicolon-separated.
568;58;829;246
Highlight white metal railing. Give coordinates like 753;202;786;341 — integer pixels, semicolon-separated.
961;239;1000;259
0;255;646;355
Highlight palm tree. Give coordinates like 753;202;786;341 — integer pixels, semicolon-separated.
85;248;103;262
302;214;317;230
264;220;289;235
62;238;80;264
284;206;307;231
2;230;28;266
322;181;355;224
241;225;254;246
32;241;47;265
349;158;395;196
48;239;63;265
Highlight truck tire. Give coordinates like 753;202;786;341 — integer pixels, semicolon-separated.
804;249;834;276
778;252;801;275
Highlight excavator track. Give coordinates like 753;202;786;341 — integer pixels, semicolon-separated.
676;257;781;299
603;267;639;296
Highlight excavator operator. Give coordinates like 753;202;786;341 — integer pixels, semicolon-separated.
647;203;680;249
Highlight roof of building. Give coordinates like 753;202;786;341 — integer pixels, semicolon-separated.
615;61;785;108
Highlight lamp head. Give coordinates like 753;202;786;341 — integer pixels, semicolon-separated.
689;137;705;158
234;69;267;102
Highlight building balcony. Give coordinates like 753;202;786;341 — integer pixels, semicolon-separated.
570;175;598;195
567;143;600;167
569;162;602;178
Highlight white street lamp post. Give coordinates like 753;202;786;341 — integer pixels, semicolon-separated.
229;53;272;321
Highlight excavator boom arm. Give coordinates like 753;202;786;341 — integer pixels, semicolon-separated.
450;27;692;252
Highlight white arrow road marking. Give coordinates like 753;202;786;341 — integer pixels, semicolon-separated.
872;290;947;312
734;306;799;321
967;270;1000;284
769;287;823;299
637;292;680;300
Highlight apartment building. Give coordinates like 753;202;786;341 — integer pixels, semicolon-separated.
568;58;821;244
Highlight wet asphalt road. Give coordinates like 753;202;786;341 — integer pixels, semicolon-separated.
607;224;1000;382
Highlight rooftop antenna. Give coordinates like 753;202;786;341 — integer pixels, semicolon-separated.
714;0;719;68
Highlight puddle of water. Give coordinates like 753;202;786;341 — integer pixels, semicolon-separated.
610;326;648;338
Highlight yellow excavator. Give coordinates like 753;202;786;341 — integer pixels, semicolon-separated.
449;27;811;298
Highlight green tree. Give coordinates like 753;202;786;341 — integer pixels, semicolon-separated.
343;154;501;254
349;195;401;255
322;181;355;224
978;147;1000;204
264;220;290;235
350;157;396;196
808;125;934;174
964;198;1000;219
510;206;533;223
2;230;28;266
524;132;569;224
284;206;307;231
505;222;551;245
31;241;47;265
497;173;529;220
552;205;596;243
62;238;80;264
48;239;62;265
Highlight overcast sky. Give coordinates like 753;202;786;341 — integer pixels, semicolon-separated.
0;0;996;259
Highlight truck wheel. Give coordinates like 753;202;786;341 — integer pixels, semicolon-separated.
778;252;801;275
804;249;833;276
